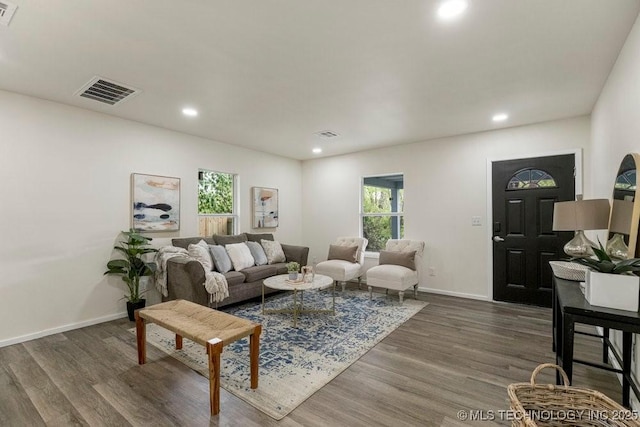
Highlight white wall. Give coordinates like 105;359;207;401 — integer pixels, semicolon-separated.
591;13;640;408
302;116;591;299
0;90;302;346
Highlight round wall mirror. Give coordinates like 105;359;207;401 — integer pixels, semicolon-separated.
608;153;640;259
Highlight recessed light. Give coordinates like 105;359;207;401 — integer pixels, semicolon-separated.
437;0;468;20
492;113;508;122
182;107;198;117
312;147;322;154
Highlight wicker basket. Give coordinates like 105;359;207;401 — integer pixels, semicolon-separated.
508;364;638;426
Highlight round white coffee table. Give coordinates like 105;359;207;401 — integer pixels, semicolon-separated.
262;274;334;327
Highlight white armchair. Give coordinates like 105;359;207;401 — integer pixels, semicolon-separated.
315;237;368;292
366;239;425;304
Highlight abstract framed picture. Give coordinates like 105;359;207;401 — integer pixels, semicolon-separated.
131;173;180;232
253;187;278;228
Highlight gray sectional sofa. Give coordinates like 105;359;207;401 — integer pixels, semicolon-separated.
164;233;309;308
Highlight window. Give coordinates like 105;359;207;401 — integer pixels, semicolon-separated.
361;174;404;252
506;168;557;190
615;169;637;191
198;169;237;237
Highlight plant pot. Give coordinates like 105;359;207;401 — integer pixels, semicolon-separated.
126;299;146;321
288;272;298;280
585;271;639;311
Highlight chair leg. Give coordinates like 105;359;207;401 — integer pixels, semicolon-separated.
399;291;404;305
341;281;346;292
368;286;373;300
357;276;362;290
413;284;418;298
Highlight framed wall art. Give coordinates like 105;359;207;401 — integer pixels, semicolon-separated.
253;187;278;228
131;173;180;232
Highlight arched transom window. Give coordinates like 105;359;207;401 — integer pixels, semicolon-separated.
506;168;557;190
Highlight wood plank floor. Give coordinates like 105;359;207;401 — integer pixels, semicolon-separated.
0;289;624;426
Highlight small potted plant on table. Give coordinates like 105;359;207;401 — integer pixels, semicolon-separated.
104;229;158;320
287;261;300;280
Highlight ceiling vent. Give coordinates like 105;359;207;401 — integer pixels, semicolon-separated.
75;76;141;106
0;1;18;26
315;130;340;139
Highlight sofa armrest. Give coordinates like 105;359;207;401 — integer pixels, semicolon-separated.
281;244;309;267
165;257;209;306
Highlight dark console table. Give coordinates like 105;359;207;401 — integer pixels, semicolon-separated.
554;277;640;407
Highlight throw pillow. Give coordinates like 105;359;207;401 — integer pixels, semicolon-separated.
226;242;255;271
379;250;417;270
209;245;233;273
327;244;358;263
188;240;213;271
246;241;268;266
261;239;286;264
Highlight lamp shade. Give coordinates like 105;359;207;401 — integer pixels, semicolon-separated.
552;199;611;231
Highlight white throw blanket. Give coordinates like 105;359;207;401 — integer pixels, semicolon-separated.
154;246;229;304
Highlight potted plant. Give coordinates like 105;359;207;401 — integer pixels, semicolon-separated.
571;241;640;311
104;228;158;320
287;261;300;280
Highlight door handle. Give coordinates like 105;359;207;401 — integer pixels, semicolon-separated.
493;236;505;242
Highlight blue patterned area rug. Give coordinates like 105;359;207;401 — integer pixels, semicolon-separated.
137;289;427;420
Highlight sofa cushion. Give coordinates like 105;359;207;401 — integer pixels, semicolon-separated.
187;240;213;271
226;243;255;271
261;239;286;264
209;245;233;273
271;262;288;275
241;265;278;282
223;271;246;286
246;233;274;243
379;250;417;271
246;241;268;266
173;237;215;250
213;234;247;246
327;244;358;263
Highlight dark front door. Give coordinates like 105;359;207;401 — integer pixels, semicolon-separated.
492;154;575;307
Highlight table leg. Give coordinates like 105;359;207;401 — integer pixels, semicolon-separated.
332;281;336;315
603;327;609;364
293;288;298;328
559;313;574;386
552;279;557;352
301;290;304;311
623;332;632;407
207;338;223;416
175;334;182;350
261;283;265;314
250;324;262;389
135;312;146;365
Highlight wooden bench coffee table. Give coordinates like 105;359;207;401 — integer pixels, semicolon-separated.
135;299;262;416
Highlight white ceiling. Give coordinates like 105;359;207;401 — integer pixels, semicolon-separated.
1;0;638;160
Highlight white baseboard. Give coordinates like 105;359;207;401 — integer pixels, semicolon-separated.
0;311;127;348
417;286;491;302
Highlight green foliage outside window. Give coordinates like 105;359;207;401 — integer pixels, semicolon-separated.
198;170;234;214
362;185;404;252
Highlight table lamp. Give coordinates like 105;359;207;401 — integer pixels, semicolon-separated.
552;197;611;258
